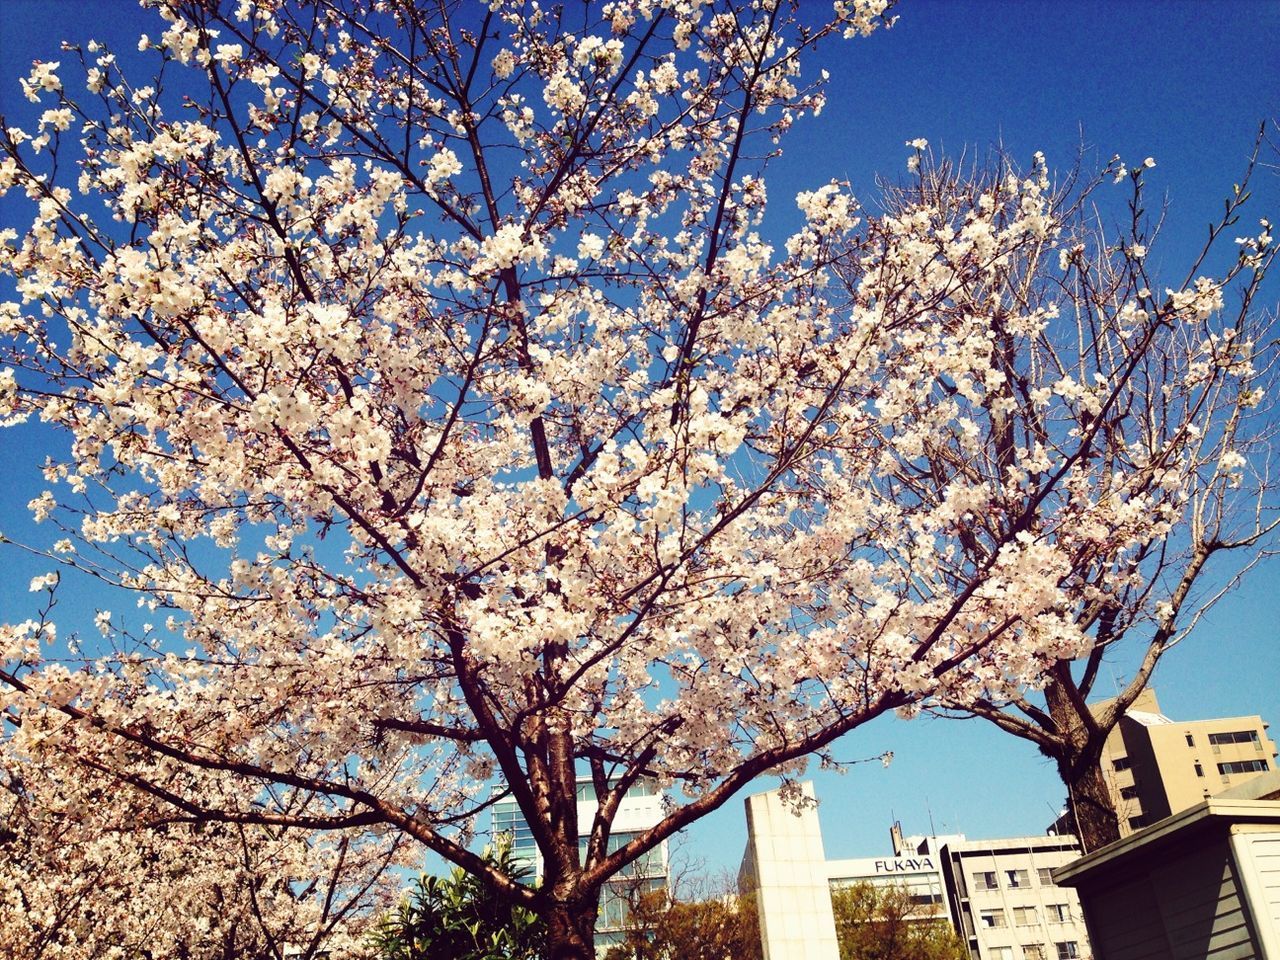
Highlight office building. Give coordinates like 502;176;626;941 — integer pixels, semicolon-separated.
490;778;667;952
1094;689;1276;835
937;834;1090;960
740;783;1092;960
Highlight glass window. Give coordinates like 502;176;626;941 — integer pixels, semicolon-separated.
1218;759;1269;775
578;832;663;877
1005;869;1029;888
1037;867;1055;886
1025;946;1046;960
626;779;657;798
1056;942;1080;960
1195;763;1204;777
980;909;1007;928
492;805;537;853
598;877;664;932
1185;733;1194;747
990;949;1013;960
1208;730;1261;747
972;871;999;891
1048;903;1072;922
1113;756;1131;771
1127;815;1145;829
1013;905;1037;926
1119;785;1139;799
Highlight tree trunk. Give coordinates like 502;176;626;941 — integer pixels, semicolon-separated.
1060;754;1123;853
545;900;597;960
1041;672;1124;854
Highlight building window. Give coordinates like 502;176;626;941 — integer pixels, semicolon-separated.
1005;868;1030;888
972;871;999;891
1195;762;1204;777
1128;815;1145;829
1119;785;1139;800
579;831;663;877
990;949;1014;960
1113;756;1131;771
1048;903;1072;923
1056;942;1080;960
1025;946;1047;960
980;909;1008;929
492;805;538;856
1185;733;1194;747
1219;759;1269;775
1037;867;1055;886
1013;905;1038;926
1208;730;1261;748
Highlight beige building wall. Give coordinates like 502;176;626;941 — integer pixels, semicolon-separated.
940;836;1091;960
1097;689;1277;836
740;783;841;960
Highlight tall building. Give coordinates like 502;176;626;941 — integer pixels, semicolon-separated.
738;783;841;960
490;778;667;952
739;783;1093;960
936;834;1090;960
1094;689;1277;835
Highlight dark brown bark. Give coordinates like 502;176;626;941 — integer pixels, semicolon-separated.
1058;752;1123;853
1040;675;1123;852
545;899;598;960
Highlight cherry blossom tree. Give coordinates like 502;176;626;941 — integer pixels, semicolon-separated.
0;1;1273;956
910;144;1280;851
1;665;403;960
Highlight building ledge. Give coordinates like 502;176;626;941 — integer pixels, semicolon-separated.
1053;797;1280;886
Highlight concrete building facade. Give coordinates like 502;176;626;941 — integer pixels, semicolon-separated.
740;783;1092;960
937;834;1091;960
738;783;842;960
1096;689;1277;835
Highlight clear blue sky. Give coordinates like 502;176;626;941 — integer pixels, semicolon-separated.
1;0;1278;878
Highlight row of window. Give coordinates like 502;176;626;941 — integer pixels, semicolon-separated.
989;943;1079;960
577;831;664;877
1208;730;1262;747
1220;758;1269;775
574;778;660;802
491;806;538;852
971;867;1057;892
597;876;663;931
979;903;1075;927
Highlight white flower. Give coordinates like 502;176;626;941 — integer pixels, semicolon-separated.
29;572;58;592
906;137;928;150
577;233;605;260
31;61;61;92
426;148;462;189
492;49;516;79
1219;450;1246;473
40;108;74;132
28;490;56;522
